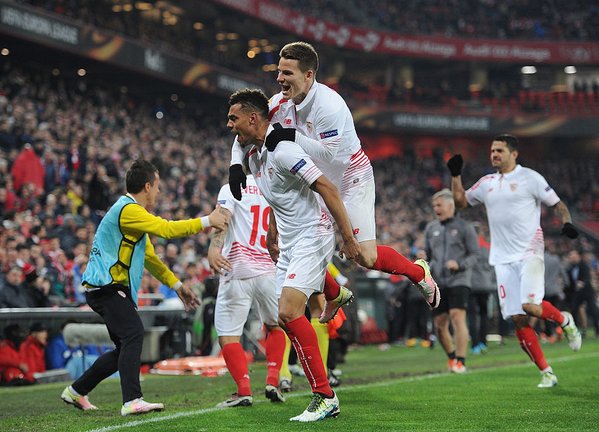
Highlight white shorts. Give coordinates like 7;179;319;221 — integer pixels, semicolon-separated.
494;256;545;319
214;274;279;336
276;234;335;299
318;178;376;243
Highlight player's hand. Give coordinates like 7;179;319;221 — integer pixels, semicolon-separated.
266;232;280;263
208;248;232;276
446;259;460;271
207;204;229;231
561;222;579;239
339;236;361;261
176;284;201;312
265;123;296;151
447;154;463;177
228;164;246;201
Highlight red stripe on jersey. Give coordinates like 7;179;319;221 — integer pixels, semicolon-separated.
268;99;289;121
469;174;495;191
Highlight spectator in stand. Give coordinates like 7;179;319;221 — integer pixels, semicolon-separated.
0;265;30;308
19;322;48;378
11;143;44;197
0;324;35;385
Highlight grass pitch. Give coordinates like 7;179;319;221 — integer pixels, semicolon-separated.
1;336;597;431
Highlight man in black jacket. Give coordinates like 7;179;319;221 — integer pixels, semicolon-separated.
424;189;479;373
566;250;599;338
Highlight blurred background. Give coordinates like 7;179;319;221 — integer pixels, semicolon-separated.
0;0;598;381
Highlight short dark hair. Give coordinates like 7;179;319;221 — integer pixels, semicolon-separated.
126;160;158;194
280;41;319;74
229;89;269;119
493;134;519;152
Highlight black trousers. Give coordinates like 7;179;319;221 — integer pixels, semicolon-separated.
72;285;144;404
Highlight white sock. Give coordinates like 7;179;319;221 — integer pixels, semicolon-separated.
69;386;81;397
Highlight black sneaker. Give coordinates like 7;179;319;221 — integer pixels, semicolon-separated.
265;384;286;402
216;393;253;408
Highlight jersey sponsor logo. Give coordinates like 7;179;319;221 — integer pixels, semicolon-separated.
290;159;307;175
218;199;227;205
288;273;296;279
117;290;126;298
319;129;338;139
283;118;292;125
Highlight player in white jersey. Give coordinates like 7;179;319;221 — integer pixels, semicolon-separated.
207;175;287;408
228;41;439;317
448;134;582;388
227;88;360;422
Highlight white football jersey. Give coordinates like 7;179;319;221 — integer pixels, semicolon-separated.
217;175;276;281
268;81;374;194
465;164;560;265
247;131;334;252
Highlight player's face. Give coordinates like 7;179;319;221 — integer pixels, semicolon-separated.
146;173;160;210
490;141;517;173
277;58;313;103
227;103;256;146
432;197;454;221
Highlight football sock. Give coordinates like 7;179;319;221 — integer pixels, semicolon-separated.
516;327;549;371
221;343;251;396
371;245;424;283
311;317;330;370
323;270;341;301
540;300;565;325
447;351;456;360
278;335;292;382
285;315;333;397
265;329;286;387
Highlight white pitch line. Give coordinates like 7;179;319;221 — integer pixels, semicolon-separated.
86;351;599;432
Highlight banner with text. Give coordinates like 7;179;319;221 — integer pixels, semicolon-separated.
212;0;599;64
0;1;261;95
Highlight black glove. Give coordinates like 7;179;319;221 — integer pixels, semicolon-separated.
447;154;463;177
265;123;296;151
228;164;246;201
561;222;579;239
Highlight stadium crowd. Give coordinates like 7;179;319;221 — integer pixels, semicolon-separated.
17;0;599;115
1;53;598;383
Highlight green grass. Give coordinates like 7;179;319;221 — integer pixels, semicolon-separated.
1;337;598;431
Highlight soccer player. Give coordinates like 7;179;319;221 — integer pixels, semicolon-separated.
447;135;582;387
228;41;439;317
227;88;360;422
208;174;287;407
61;160;228;415
424;189;479;373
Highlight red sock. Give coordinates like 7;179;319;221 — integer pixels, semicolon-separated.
285;316;332;397
516;327;549;371
371;245;424;283
265;329;286;387
540;300;564;325
221;343;251;396
324;271;341;301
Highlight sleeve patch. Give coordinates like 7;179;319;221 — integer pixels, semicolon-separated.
290;159;307;175
319;129;338;139
218;199;227;204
